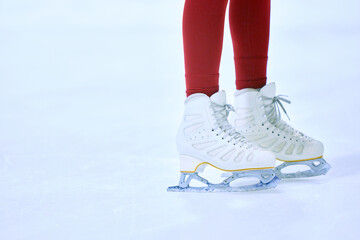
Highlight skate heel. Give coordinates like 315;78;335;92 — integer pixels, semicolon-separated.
179;155;204;173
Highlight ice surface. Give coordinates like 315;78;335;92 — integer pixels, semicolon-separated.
0;0;360;239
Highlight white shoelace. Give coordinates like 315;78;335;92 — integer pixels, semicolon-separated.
262;95;310;139
262;95;291;123
211;102;250;146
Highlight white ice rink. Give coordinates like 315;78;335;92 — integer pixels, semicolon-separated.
0;0;360;239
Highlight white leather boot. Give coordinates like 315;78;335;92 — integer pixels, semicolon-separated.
229;82;331;178
168;91;278;192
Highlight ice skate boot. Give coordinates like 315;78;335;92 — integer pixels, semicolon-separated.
229;82;331;179
167;91;279;192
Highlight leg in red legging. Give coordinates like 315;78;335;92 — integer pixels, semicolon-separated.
229;0;271;90
183;0;228;97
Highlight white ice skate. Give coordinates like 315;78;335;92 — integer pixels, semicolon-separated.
229;82;331;179
168;91;279;192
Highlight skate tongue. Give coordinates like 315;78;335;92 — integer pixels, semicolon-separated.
210;90;227;105
260;82;276;98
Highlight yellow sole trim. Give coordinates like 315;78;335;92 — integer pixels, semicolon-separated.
180;162;273;173
276;156;323;163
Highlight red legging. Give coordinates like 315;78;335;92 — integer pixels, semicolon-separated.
183;0;270;97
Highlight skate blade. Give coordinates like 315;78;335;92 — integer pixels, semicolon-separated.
274;158;331;179
167;177;279;192
167;169;279;193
